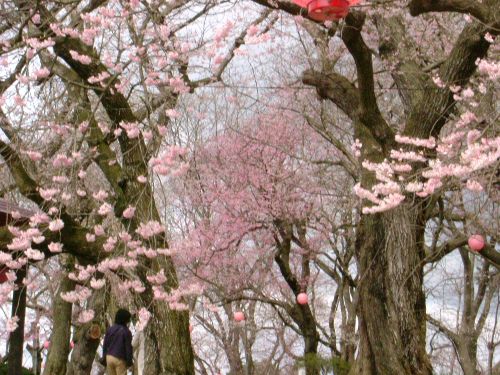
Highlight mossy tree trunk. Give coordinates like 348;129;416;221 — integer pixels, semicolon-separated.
42;264;75;375
353;207;432;375
67;289;107;375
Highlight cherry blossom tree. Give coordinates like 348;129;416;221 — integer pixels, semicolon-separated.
0;1;272;374
234;1;499;374
0;1;498;375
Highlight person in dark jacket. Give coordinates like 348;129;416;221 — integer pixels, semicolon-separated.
102;309;134;375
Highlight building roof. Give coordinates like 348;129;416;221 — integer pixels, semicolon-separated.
0;198;36;227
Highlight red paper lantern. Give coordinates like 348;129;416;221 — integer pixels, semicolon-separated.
43;341;50;349
468;235;485;251
297;293;309;305
233;311;245;322
292;0;351;21
308;0;350;21
0;268;8;284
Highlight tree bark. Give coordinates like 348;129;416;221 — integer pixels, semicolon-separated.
43;264;75;375
7;266;27;375
353;206;432;375
274;221;320;375
67;289;107;375
49;28;195;375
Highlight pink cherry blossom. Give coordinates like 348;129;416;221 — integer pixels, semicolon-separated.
48;219;64;232
48;242;63;253
78;309;95;324
123;206;136;219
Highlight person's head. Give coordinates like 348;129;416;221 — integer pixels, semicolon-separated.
114;308;132;326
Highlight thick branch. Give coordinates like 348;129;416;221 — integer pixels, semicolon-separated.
408;0;489;22
341;12;395;150
301;69;359;121
405;21;493;139
425;235;500;269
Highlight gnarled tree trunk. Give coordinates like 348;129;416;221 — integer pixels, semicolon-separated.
42;264;75;375
353;206;431;375
67;288;107;375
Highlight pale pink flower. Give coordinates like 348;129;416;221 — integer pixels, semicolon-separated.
78;310;95;324
94;225;105;236
52;175;69;184
146;270;167;285
48;242;63;253
466;179;483;192
0;251;13;263
98;203;113;216
39;188;59;201
92;190;109;201
32;13;41;24
25;248;44;261
6;258;28;269
32;236;45;244
33;67;50;79
52;154;73;168
395;135;436;149
6;317;19;332
48;219;64;232
90;278;106;289
103;237;117;252
69;50;92;65
247;24;259;36
135;308;151;331
484;32;494;43
77;189;87;197
29;212;50;226
169;302;189;311
26;151;42;161
136;221;164;239
118;231;132;242
7;238;31;251
122;206;136;219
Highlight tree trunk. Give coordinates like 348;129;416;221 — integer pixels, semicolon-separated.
147;306;194;375
340;283;357;365
138;259;194;375
294;304;320;375
43;266;75;375
67;288;107;375
352;205;432;375
7;266;27;375
225;342;244;375
456;339;480;375
303;335;320;375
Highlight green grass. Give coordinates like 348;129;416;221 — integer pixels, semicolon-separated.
298;354;351;375
0;363;34;375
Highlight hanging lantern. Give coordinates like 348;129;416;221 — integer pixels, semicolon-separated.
233;311;245;322
297;293;309;305
0;267;8;284
292;0;353;21
43;341;50;350
468;235;485;251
